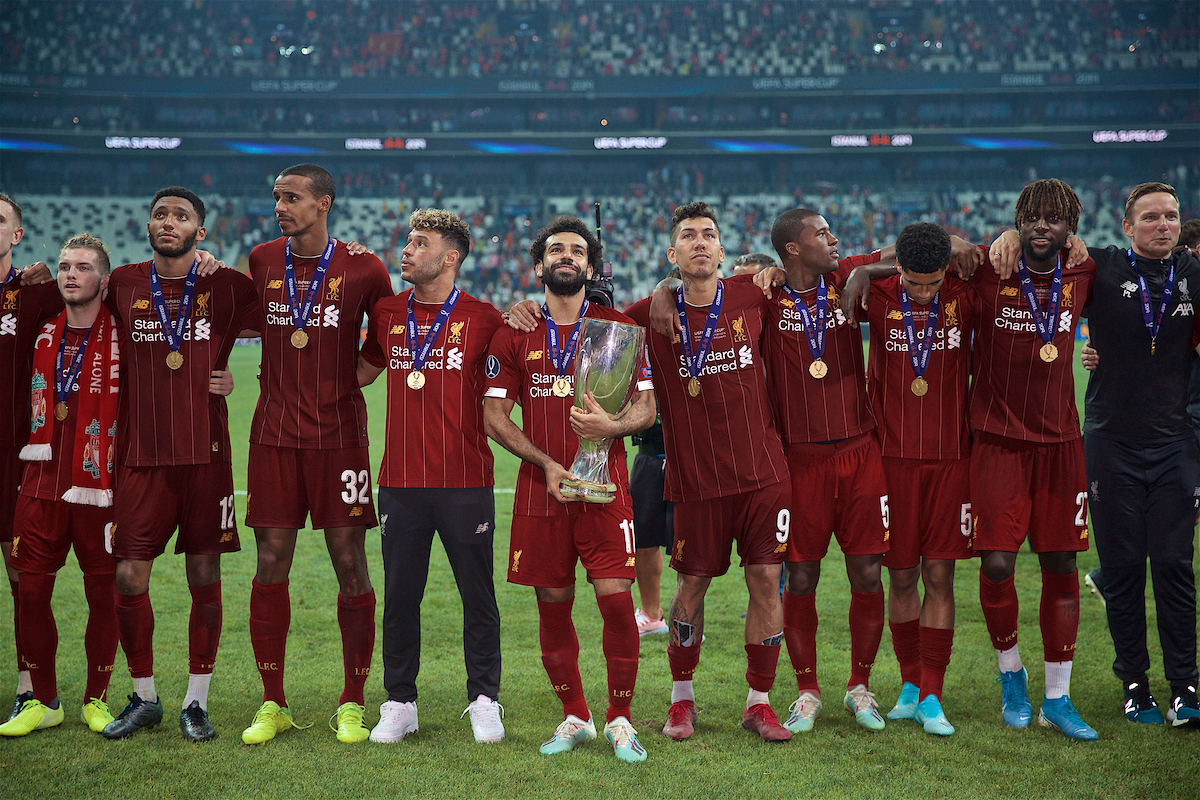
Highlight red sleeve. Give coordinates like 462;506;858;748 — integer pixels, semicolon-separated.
366;258;395;309
237;273;264;331
360;309;386;368
835;250;884;282
484;326;522;401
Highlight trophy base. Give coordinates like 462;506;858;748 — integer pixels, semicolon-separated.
559;479;618;504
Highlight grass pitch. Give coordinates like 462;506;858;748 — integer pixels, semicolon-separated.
0;344;1196;800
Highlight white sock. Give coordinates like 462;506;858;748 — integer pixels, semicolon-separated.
132;676;157;703
1044;661;1073;700
16;670;32;694
746;688;770;709
997;645;1022;674
183;673;212;710
671;680;694;704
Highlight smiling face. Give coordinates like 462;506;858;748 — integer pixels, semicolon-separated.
58;246;108;308
1123;191;1181;260
147;196;205;258
536;231;592;297
1018;204;1070;268
668;216;724;280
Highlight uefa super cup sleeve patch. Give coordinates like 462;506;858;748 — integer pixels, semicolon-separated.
486;355;501;378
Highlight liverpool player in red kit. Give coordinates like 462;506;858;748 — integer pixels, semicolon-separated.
485;217;655;762
357;210;505;744
0;234;119;738
630;203;794;744
103;187;261;742
861;223;974;737
242;164;393;745
754;209;893;734
0;193;63;721
970;180;1099;740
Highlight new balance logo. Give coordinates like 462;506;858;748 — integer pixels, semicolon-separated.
1120;281;1138;298
267;279;284;290
133;299;150;309
474;522;490;535
447;347;464;371
390;325;404;335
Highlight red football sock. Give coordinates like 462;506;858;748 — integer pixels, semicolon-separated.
745;643;781;693
249;578;290;704
188;581;222;675
918;626;954;701
82;573;118;702
337;590;376;706
115;590;154;679
889;619;922;687
18;573;57;703
848;588;884;689
783;591;819;693
9;575;28;673
979;570;1019;652
538;598;589;720
1040;570;1079;664
596;591;639;722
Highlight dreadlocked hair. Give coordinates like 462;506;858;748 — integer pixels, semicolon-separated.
1013;179;1081;233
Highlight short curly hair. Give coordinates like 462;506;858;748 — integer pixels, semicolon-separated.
670;202;720;246
895;223;952;274
529;216;601;273
409;208;471;267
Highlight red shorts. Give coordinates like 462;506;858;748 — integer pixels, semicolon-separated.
508;503;636;588
245;445;377;530
785;434;890;562
670;479;790;577
1;446;21;541
112;462;240;560
11;495;115;575
969;432;1089;553
881;457;973;570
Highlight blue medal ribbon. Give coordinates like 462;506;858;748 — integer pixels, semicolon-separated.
899;284;940;381
1014;255;1061;347
0;264;17;292
674;281;724;383
148;258;200;355
407;286;460;371
542;299;590;377
55;326;94;408
1127;248;1174;355
284;237;336;335
781;278;827;362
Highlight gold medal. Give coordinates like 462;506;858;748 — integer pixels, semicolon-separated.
1039;342;1059;363
687;377;701;397
809;359;828;379
552;377;572;398
166;351;184;370
407;370;426;390
911;377;929;397
54;402;69;421
291;329;309;349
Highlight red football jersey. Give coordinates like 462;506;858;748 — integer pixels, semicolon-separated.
0;281;63;448
763;254;880;444
249;238;393;449
485;303;645;516
106;262;261;466
626;275;787;503
20;326;90;500
866;273;975;460
967;246;1095;443
360;289;503;489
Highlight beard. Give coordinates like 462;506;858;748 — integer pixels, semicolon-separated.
540;260;588;297
1020;235;1065;266
150;229;198;258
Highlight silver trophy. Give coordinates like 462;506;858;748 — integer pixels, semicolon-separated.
559;318;646;504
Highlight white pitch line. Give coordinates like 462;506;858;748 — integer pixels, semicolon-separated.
233;488;516;495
